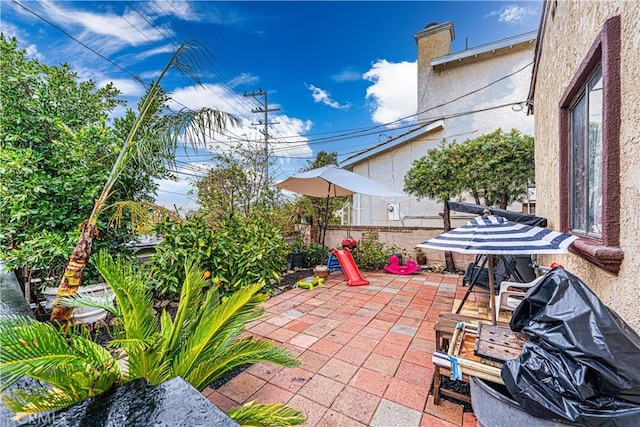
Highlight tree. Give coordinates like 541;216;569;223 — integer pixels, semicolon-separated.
48;41;238;322
0;35;163;298
404;128;535;271
404;141;463;271
195;144;277;223
0;252;304;425
455;129;534;209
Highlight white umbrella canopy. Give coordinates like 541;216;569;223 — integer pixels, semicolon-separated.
276;165;405;198
276;165;405;263
417;214;578;325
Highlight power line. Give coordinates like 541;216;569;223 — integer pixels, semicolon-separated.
11;0;147;87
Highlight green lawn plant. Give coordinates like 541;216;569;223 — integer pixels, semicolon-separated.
0;251;304;425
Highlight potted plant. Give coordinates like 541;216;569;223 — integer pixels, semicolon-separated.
287;234;306;269
415;247;428;265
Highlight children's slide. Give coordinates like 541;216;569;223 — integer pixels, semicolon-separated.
331;247;369;287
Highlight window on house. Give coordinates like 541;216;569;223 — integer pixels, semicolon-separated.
569;67;602;238
558;16;623;274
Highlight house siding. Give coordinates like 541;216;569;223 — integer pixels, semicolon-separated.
533;1;640;331
350;22;535;229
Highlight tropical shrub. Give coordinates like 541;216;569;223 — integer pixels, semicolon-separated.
148;211;288;297
0;252;304;425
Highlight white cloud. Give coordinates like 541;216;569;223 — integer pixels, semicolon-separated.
487;5;537;26
228;73;260;88
332;69;361;83
306;84;351;110
167;82;313;160
363;60;417;127
38;0;168;50
133;44;175;61
146;0;200;21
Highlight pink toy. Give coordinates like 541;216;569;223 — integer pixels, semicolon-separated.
384;255;420;275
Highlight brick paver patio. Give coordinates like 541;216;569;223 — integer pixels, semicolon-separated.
203;269;486;426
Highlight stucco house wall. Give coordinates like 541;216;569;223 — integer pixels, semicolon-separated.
343;22;536;229
532;1;640;331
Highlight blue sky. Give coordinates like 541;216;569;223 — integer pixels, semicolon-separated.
2;0;542;211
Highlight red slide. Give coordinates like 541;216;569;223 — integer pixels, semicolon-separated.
331;247;369;287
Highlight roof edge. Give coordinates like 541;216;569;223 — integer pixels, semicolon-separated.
527;1;551;115
431;30;537;67
340;119;444;169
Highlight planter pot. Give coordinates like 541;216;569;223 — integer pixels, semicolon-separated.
42;283;114;324
289;252;305;269
313;265;329;278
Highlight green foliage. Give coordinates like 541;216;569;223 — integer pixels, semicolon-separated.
0;252;303;422
352;237;402;270
0;35;171;288
404;128;534;209
195;145;279;223
227;401;306;426
404;140;463;203
303;242;329;267
148;212;288;297
0;317;124;419
455;128;534;209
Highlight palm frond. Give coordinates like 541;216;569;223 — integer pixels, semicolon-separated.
0;317;121;393
185;338;300;391
163;259;208;353
226;401;306;427
107;200;182;235
59;293;119;317
93;252;156;341
170;283;265;379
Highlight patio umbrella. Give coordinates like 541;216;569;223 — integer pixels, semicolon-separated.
417;213;577;324
276;165;404;262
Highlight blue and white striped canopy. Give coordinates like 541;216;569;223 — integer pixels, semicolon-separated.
417;215;578;255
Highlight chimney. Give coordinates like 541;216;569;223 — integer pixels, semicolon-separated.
415;22;455;117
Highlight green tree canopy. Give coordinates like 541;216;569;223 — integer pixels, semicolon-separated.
195;144;277;223
454;128;534;209
0;35;168;285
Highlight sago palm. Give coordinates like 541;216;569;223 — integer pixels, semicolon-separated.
51;41;238;322
1;252;304;425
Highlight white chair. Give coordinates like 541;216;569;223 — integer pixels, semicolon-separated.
495;275;546;319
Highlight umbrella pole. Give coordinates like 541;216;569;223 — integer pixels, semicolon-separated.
320;184;331;265
487;255;497;325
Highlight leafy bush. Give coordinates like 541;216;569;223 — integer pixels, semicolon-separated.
303;242;329;267
352;238;403;270
148;211;287;297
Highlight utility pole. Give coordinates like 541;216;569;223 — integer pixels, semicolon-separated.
243;89;280;182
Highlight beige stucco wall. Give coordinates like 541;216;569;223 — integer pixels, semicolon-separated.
350;24;535;229
533;1;640;332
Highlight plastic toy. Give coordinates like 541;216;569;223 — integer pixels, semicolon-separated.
295;276;324;290
331;247;369;286
383;254;421;275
